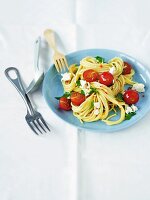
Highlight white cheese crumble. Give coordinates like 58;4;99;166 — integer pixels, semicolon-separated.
84;89;91;96
132;83;145;92
80;80;91;96
61;73;71;81
93;102;100;115
109;66;115;75
94;102;100;109
126;106;133;114
125;105;138;114
131;104;138;112
80;80;87;88
94;109;99;115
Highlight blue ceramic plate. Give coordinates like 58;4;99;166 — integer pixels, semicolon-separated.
42;49;150;132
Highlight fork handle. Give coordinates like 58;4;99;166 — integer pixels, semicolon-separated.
34;36;41;71
5;67;35;115
44;29;57;52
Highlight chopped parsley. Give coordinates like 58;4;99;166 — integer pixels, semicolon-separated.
125;112;136;120
95;56;105;63
63;92;71;98
55;97;61;100
89;87;98;95
55;92;71;100
81;90;85;95
76;80;81;86
116;93;123;102
90;101;94;109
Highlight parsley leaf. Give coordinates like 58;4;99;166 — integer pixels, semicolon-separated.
95;56;105;63
55;92;71;100
81;90;85;95
116;93;123;101
76;80;81;86
90;101;94;109
63;92;71;98
89;87;98;95
55;96;61;100
125;112;136;120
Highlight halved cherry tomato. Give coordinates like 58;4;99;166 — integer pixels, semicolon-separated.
123;89;139;104
123;62;132;75
99;72;114;86
59;97;71;110
83;69;99;82
71;92;85;106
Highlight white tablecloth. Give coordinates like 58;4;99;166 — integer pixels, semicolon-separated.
1;0;150;199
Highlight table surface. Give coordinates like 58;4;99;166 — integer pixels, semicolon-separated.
0;0;150;200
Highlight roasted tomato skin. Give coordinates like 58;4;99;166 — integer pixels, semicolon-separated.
71;92;86;106
83;69;99;82
59;97;71;110
99;72;114;86
123;62;132;75
123;89;139;104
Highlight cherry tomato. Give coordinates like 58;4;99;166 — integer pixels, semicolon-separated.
99;72;114;86
71;92;85;106
59;97;71;110
83;69;99;82
123;62;132;75
123;89;139;104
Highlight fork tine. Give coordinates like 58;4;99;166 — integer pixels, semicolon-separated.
60;59;66;71
54;60;60;72
63;57;69;69
58;59;64;72
37;118;46;132
57;59;62;71
27;121;39;135
33;121;43;134
39;116;50;132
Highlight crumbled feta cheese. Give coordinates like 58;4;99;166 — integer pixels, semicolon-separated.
132;83;145;92
86;82;91;89
84;88;90;96
109;66;115;74
61;73;71;81
94;102;100;109
126;105;138;114
80;80;91;96
125;106;133;114
131;104;138;112
80;80;90;89
80;80;87;88
94;109;99;115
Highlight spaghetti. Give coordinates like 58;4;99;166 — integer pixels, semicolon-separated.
58;56;144;125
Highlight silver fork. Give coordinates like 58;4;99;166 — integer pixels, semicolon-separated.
5;67;50;135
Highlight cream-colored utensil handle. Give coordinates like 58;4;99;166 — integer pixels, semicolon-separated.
44;29;57;52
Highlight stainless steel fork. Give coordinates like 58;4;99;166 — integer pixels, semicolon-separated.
5;67;50;135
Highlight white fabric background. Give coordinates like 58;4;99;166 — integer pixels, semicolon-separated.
0;0;150;200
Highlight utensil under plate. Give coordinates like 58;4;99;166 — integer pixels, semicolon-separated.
26;37;44;93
